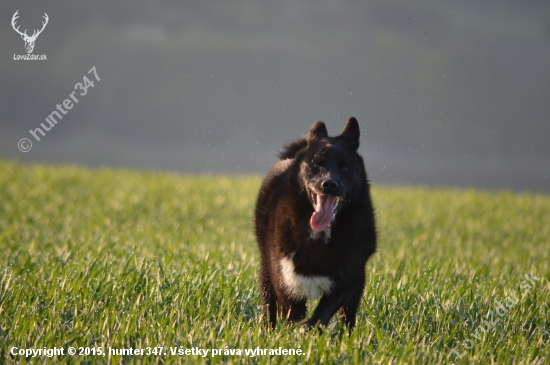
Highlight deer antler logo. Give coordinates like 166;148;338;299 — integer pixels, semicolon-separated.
11;10;49;54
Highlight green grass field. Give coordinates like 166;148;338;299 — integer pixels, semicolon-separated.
0;159;548;364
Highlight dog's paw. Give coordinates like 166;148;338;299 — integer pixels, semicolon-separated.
299;323;312;334
301;320;323;334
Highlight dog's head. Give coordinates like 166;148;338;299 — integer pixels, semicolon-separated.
299;117;365;232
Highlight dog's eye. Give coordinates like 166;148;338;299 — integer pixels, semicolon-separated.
340;165;349;172
312;162;322;169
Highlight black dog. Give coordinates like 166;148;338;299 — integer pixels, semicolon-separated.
254;117;377;331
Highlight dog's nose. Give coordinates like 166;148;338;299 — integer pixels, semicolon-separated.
322;179;339;192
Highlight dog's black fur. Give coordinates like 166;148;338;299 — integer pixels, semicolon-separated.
254;117;377;331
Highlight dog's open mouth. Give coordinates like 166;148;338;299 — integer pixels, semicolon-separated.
309;191;343;232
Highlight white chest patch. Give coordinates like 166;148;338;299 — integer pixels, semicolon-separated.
279;255;333;300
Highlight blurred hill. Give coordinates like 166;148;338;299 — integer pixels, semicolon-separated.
1;0;549;192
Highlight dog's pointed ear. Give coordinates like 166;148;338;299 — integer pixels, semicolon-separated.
339;117;360;151
308;121;328;143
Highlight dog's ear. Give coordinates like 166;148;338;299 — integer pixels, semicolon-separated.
308;121;328;144
338;117;360;151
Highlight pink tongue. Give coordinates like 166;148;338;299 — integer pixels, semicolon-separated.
310;194;337;232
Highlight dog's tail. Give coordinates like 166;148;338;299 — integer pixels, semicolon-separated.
278;136;307;160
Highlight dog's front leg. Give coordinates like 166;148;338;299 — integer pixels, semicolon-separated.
303;275;365;331
303;288;354;329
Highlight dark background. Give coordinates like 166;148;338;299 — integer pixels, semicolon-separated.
1;0;549;192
